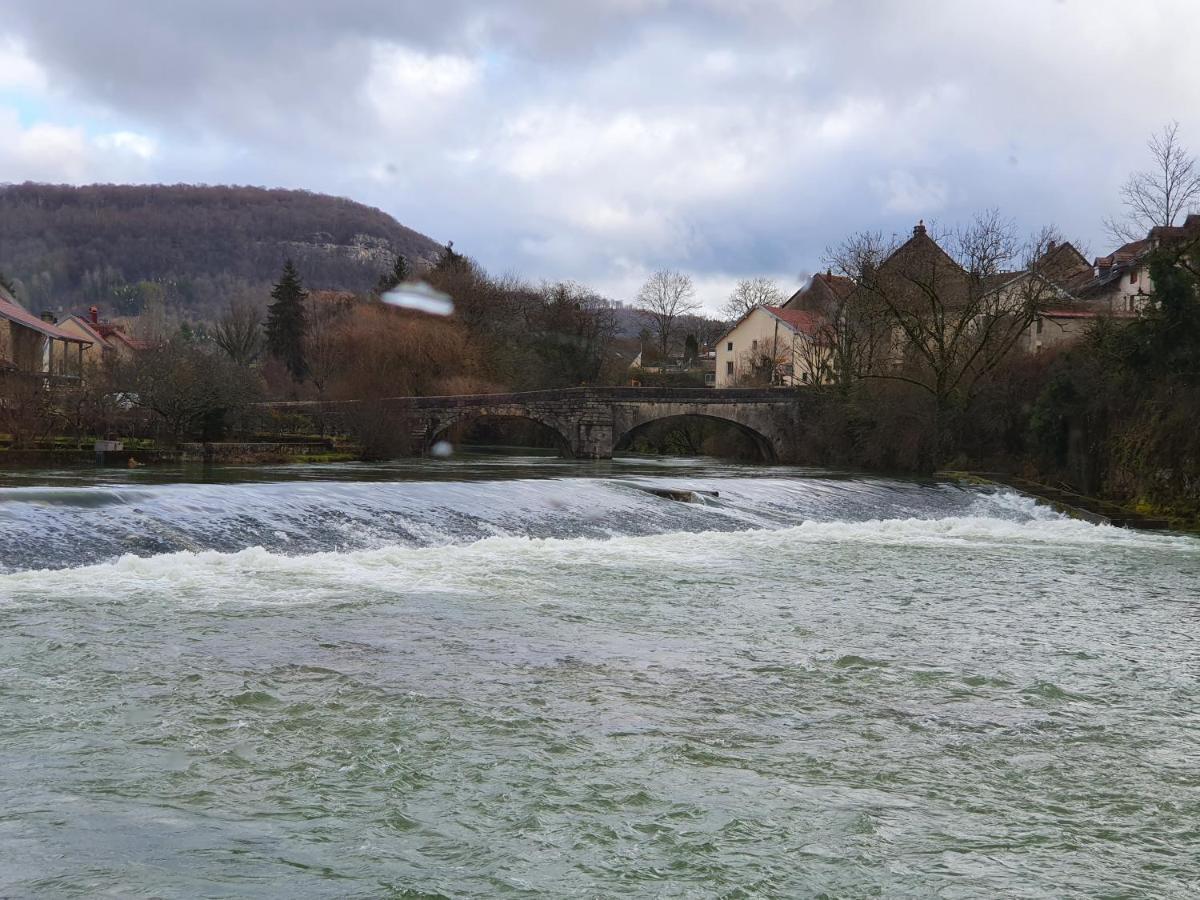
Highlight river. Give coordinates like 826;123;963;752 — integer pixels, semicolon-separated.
1;456;1198;897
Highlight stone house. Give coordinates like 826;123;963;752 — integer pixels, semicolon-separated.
1020;215;1200;353
781;270;854;314
0;285;92;381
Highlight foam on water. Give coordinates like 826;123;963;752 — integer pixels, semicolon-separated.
3;502;1190;607
0;465;1140;575
3;461;1200;896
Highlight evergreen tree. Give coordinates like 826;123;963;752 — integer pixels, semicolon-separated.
265;258;308;380
374;255;409;295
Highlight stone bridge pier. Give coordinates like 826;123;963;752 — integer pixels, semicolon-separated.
273;387;814;462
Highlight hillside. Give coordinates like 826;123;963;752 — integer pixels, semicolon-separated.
0;183;443;318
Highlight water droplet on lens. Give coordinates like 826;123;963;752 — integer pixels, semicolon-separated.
381;282;455;316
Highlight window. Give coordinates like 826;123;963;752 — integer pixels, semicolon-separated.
1036;317;1043;334
704;372;715;385
726;361;734;375
751;339;758;351
726;341;733;351
1130;269;1138;284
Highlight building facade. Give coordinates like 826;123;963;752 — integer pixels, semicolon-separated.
715;306;826;388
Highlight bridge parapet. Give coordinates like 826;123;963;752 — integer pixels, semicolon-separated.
265;387;812;461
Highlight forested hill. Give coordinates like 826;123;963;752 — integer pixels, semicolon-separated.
0;183;443;318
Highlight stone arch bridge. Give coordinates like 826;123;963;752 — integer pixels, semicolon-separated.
270;387;815;462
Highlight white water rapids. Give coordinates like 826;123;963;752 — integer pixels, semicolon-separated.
1;458;1198;897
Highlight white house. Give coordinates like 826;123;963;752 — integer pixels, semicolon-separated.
715;305;827;388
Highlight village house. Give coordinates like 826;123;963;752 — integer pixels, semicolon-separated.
832;221;1162;362
57;306;151;364
838;221;990;372
629;345;717;385
715;305;826;387
782;270;854;314
1017;214;1200;352
985;240;1113;353
0;285;92;381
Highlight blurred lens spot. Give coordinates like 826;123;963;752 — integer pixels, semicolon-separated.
381;282;455;316
430;440;454;458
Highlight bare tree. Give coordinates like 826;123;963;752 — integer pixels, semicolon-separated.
1105;121;1200;244
822;231;899;387
636;269;700;356
122;338;261;443
529;281;618;387
676;313;727;351
721;276;783;322
304;293;354;398
734;333;793;387
0;373;56;448
832;213;1060;461
212;298;264;367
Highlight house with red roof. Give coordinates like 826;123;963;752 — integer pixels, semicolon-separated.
715;304;829;387
1011;216;1200;353
0;285;92;381
57;305;153;365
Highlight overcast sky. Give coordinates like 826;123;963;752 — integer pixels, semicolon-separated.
1;0;1197;311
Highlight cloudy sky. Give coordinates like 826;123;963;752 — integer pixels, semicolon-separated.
1;0;1197;311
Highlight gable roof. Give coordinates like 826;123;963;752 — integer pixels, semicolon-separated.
764;305;824;335
61;315;111;347
1094;238;1150;271
0;287;92;344
1036;241;1092;282
716;303;827;347
783;271;854;310
101;326;153;352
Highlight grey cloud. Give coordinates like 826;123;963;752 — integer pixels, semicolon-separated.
1;0;1196;308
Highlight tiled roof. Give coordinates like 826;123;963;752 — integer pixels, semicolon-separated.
814;272;854;298
62;315;111;347
1094;238;1150;270
783;272;855;310
0;288;92;344
88;320;152;351
764;306;824;335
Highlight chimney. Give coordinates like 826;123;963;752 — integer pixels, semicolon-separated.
1047;240;1056;252
913;220;926;236
40;311;57;324
89;305;99;324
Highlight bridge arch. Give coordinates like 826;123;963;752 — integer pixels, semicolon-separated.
612;407;780;462
425;405;575;456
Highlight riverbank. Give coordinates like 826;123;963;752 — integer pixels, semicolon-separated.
0;439;356;468
946;470;1198;533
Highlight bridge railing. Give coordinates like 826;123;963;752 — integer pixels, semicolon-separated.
265;385;807;410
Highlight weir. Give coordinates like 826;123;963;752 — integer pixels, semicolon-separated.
266;387;816;462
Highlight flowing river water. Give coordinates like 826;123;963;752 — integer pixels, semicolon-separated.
1;456;1199;897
